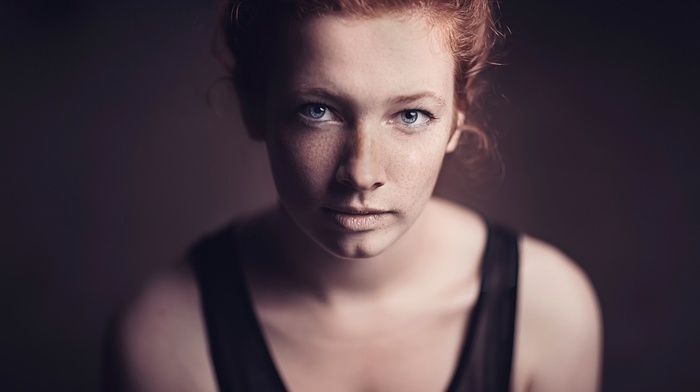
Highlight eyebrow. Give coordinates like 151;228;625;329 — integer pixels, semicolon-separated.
287;87;447;109
289;86;348;102
387;92;447;109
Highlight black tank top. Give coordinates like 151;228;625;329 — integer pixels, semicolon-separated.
189;222;519;392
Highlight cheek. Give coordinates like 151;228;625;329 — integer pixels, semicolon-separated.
268;130;342;200
388;135;449;199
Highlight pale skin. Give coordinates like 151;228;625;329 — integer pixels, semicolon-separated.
105;13;602;392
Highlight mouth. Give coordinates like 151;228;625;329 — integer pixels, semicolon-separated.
321;206;391;232
325;205;388;215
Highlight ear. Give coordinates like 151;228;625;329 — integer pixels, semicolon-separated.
445;111;465;153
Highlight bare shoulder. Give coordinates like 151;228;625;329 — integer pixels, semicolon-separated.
519;236;601;326
103;262;217;392
514;236;603;392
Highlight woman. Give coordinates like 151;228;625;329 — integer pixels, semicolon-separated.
104;1;602;391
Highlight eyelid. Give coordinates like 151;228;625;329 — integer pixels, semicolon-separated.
390;109;436;129
297;103;337;120
294;102;345;128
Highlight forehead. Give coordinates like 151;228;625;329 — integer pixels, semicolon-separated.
271;14;455;105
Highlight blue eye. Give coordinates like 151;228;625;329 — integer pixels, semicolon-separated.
396;110;432;127
302;104;329;120
400;110;420;124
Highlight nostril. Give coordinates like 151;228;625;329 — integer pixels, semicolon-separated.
335;155;385;191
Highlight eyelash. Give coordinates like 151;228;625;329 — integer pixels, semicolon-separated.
392;107;437;129
296;102;338;125
295;103;437;130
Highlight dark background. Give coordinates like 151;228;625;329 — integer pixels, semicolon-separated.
1;0;698;390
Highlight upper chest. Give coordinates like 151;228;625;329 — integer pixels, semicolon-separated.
251;286;477;392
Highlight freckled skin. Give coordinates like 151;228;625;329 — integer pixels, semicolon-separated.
264;14;460;258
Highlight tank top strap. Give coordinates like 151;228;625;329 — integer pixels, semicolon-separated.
447;222;520;392
188;224;287;392
481;223;520;294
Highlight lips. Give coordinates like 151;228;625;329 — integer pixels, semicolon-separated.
322;206;391;232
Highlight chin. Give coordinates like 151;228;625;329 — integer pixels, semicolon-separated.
312;228;402;260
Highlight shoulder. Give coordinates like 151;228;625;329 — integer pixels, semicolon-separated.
517;236;602;347
514;235;602;392
102;262;217;392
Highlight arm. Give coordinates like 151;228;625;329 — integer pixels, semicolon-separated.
100;265;218;392
516;237;603;392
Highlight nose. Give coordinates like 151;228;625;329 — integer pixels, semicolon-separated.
335;124;386;192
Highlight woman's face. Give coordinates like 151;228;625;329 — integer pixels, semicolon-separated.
263;13;460;259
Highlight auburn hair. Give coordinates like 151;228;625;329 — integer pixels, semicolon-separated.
219;0;501;151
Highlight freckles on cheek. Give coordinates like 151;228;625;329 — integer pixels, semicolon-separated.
279;132;340;191
392;146;445;199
